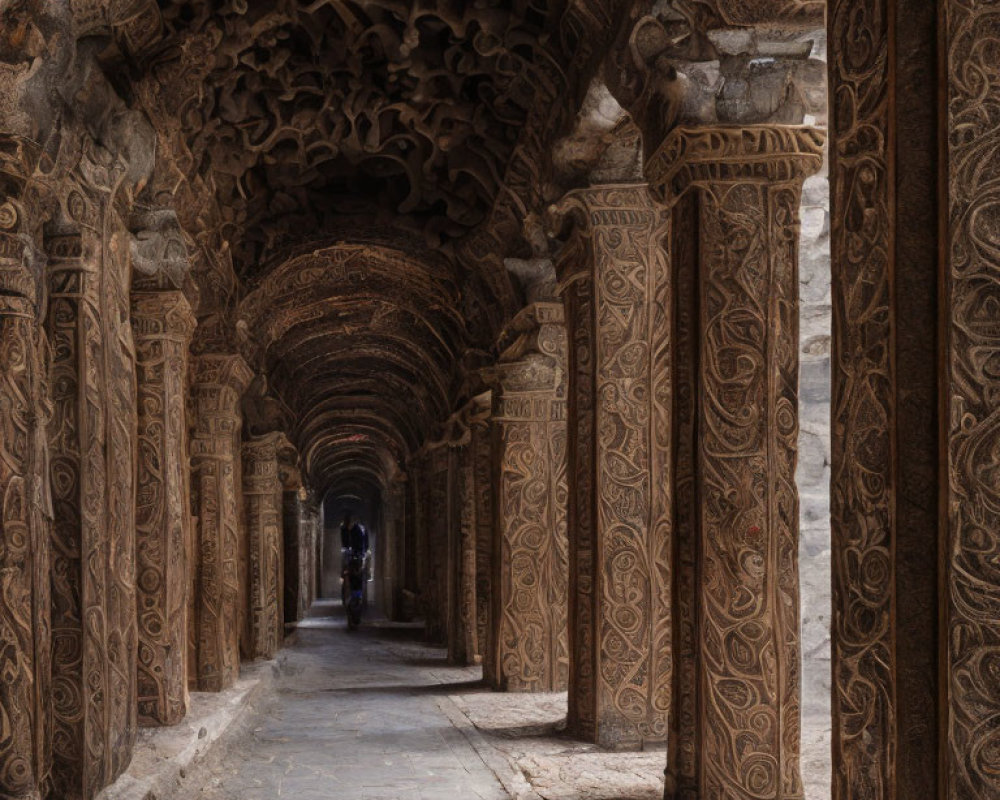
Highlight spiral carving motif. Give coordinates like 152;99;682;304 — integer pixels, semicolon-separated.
132;291;195;726
488;312;569;692
550;184;672;749
695;179;804;800
189;354;253;693
943;3;1000;796
0;302;51;799
43;171;140;797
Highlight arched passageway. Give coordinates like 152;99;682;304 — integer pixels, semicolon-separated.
1;2;998;800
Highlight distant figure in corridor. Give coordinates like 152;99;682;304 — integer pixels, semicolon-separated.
340;513;368;555
340;514;370;629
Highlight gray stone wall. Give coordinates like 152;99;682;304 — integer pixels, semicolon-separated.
797;30;832;800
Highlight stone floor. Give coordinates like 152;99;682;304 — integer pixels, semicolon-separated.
170;600;670;799
168;600;829;800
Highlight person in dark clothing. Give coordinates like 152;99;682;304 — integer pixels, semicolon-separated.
340;513;368;554
340;514;370;620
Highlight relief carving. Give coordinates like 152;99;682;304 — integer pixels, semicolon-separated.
132;290;196;726
0;146;52;800
483;303;569;692
242;432;288;660
645;127;821;799
188;353;253;692
942;3;1000;796
548;184;673;750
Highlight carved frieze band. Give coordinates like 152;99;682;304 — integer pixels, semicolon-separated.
646;126;825;202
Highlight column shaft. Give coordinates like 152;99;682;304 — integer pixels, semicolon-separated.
189;354;252;691
486;303;569;692
283;488;303;624
242;433;286;659
132;291;195;726
470;398;494;669
647;126;823;799
46;221;139;798
0;187;51;800
827;2;943;796
448;438;479;666
550;185;673;750
941;5;1000;796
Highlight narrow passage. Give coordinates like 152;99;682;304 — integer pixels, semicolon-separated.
178;600;508;800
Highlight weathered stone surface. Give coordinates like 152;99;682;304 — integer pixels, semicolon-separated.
241;432;288;661
549;185;672;750
483;303;570;693
189;354;253;693
132;290;196;727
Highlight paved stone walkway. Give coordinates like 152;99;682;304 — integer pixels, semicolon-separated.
177;600;508;800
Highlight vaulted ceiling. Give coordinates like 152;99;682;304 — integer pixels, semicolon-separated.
108;0;617;501
144;0;578;278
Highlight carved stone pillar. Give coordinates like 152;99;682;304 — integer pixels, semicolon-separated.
547;185;672;750
448;430;478;666
242;432;287;660
421;447;450;645
0;181;51;800
188;354;253;692
131;290;196;726
646;126;823;799
382;476;406;621
826;3;1000;796
469;393;494;670
299;497;321;611
483;302;569;692
46;217;140;798
280;451;305;626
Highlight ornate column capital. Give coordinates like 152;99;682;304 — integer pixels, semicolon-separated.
131;290;196;343
546;183;669;284
482;301;567;397
646;125;825;202
191;352;254;394
242;431;290;494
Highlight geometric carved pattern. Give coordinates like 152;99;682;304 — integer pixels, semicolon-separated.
942;3;1000;796
188;354;253;692
549;184;673;749
242;433;287;660
132;290;196;726
485;303;569;692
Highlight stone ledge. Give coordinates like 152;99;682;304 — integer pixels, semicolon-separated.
98;662;275;800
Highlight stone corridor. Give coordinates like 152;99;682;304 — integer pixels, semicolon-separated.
161;599;666;800
170;600;509;800
2;2;1000;800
